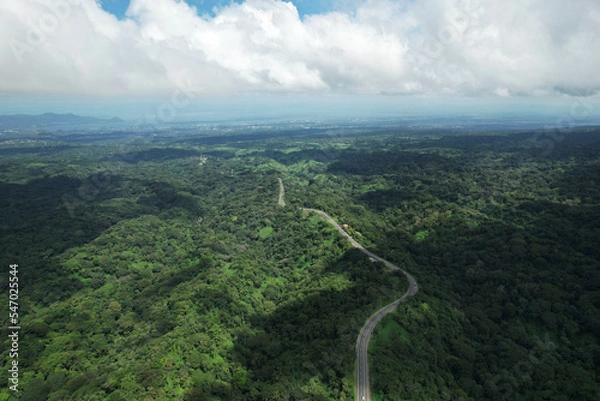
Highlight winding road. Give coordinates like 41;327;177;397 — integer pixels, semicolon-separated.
277;178;419;401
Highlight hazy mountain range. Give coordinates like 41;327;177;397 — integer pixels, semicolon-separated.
0;113;123;130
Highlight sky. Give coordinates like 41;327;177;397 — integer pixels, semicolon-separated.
1;0;599;121
100;0;336;19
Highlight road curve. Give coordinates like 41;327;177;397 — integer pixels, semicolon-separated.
301;208;418;401
277;179;418;401
355;273;418;401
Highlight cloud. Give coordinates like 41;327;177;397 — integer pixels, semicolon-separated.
1;0;599;98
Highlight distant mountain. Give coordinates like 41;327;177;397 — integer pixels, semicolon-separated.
0;113;124;130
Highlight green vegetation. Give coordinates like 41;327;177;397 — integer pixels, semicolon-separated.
1;124;599;400
258;226;274;239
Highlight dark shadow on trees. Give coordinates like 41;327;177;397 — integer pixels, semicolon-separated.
327;150;460;176
0;174;205;305
0;145;77;156
184;248;411;400
103;147;201;164
357;189;437;212
416;132;535;150
252;149;334;166
371;214;599;400
177;129;329;147
57;131;140;143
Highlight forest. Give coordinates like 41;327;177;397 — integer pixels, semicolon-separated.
0;123;598;400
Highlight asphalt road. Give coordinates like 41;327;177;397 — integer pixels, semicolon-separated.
355;269;418;401
277;177;286;206
278;179;419;400
301;207;418;401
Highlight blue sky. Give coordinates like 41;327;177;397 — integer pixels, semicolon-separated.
100;0;334;19
1;0;599;121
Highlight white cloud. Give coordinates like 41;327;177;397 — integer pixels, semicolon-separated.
0;0;598;98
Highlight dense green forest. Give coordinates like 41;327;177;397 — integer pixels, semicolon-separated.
1;124;599;400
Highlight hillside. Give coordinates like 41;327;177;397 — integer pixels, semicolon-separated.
0;125;598;400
